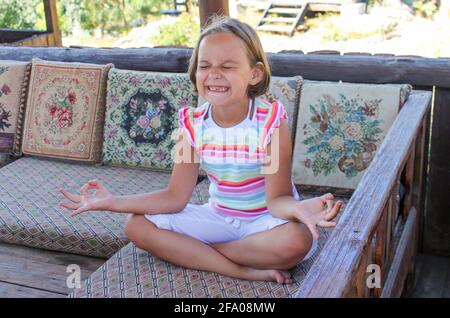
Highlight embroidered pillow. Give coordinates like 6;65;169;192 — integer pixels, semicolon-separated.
0;60;31;156
102;69;197;171
292;81;411;191
22;59;112;163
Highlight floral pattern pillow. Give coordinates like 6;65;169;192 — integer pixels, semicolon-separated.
292;81;411;190
102;69;197;171
0;60;30;156
22;59;112;163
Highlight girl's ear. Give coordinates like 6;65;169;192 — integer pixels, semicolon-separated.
250;62;265;85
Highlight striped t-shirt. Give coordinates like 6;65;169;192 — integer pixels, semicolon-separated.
178;97;300;219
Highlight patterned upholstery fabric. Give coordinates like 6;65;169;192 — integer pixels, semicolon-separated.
260;75;302;131
0;60;30;156
0;157;206;258
22;59;112;163
70;179;349;298
292;81;411;190
102;69;197;171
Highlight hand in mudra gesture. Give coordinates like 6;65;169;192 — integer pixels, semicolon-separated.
293;193;343;240
58;179;114;217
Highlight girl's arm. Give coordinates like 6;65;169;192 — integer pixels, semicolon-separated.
264;119;342;240
59;134;200;216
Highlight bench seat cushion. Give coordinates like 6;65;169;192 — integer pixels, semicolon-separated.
0;157;205;258
70;179;349;298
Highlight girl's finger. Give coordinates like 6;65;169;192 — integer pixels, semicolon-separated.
59;200;81;210
320;193;334;203
325;201;342;220
306;223;321;241
79;182;96;196
59;188;81;203
318;220;337;228
70;203;89;217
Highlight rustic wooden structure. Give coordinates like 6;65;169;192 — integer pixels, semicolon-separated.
0;46;444;297
0;0;61;47
256;0;367;36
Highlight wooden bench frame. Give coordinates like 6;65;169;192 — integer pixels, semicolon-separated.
0;46;433;297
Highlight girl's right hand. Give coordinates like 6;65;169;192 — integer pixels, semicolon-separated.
58;179;114;217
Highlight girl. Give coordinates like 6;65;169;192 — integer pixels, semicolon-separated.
59;17;342;284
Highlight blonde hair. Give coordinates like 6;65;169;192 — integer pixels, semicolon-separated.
188;16;271;98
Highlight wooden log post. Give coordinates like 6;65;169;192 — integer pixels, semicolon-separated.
199;0;229;29
43;0;62;46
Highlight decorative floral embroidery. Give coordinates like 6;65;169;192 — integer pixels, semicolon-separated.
22;60;111;162
47;90;77;132
103;69;197;170
0;103;12;131
124;90;174;146
302;94;383;178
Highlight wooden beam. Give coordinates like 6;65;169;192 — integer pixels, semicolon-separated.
43;0;62;46
199;0;229;29
0;47;449;88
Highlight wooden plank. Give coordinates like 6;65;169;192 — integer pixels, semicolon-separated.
296;92;432;297
0;281;65;298
381;207;418;298
0;47;450;88
0;242;105;295
424;87;450;256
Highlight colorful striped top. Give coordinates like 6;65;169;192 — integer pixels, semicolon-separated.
178;97;300;219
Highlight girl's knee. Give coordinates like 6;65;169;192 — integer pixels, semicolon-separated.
124;214;155;247
277;223;313;266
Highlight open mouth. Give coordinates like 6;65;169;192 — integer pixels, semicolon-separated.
207;86;229;93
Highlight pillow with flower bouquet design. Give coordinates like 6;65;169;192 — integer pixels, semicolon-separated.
102;68;197;171
0;60;31;156
292;81;411;191
22;59;112;163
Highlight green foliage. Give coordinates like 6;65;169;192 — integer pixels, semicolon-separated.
0;0;174;35
152;13;200;47
413;0;439;18
0;0;45;30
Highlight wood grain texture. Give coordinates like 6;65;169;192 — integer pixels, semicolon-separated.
0;47;449;87
381;207;418;298
296;91;432;297
0;242;105;296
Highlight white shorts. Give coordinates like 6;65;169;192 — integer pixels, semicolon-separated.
144;202;318;261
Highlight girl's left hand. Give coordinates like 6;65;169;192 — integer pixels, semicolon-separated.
293;193;342;240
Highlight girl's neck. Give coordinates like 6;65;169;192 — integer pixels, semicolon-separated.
209;98;252;128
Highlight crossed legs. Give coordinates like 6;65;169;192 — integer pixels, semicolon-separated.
124;214;313;284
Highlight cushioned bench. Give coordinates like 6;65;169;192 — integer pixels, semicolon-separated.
0;156;207;258
0;51;431;298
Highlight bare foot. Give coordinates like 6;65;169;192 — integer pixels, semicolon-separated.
246;268;293;284
273;270;293;284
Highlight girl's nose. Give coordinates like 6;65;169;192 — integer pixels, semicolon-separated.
208;68;222;79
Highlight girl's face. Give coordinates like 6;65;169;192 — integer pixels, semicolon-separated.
196;32;263;109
